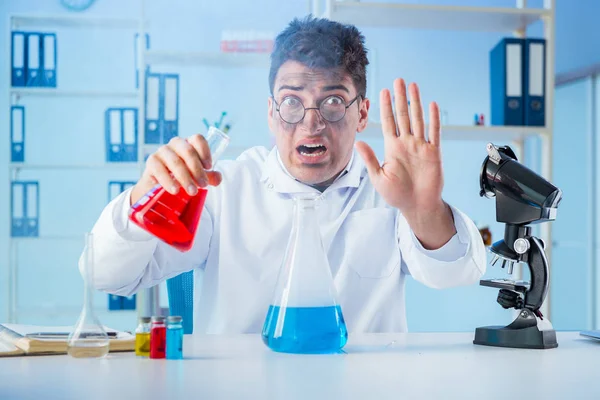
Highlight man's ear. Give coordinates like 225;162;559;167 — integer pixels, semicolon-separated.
357;97;370;133
267;96;274;133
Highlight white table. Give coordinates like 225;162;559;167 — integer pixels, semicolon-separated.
1;332;598;399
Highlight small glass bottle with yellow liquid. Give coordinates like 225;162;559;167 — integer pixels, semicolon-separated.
135;317;151;357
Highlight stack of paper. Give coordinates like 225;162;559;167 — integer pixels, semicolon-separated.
0;324;135;357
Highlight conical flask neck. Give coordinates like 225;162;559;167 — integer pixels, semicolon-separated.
82;234;95;311
291;197;320;235
205;126;230;167
78;234;103;327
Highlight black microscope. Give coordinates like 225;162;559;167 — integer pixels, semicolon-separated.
473;143;563;349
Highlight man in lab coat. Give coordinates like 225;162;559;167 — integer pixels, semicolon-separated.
87;16;486;334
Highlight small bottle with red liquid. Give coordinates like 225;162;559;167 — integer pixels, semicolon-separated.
149;316;166;359
129;127;230;252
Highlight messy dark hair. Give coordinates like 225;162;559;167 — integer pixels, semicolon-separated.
269;15;369;98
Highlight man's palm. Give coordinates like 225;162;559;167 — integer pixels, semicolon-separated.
356;79;444;214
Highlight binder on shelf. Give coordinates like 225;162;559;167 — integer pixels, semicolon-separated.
122;295;136;310
11;181;39;237
108;294;122;311
107;294;136;311
524;38;546;127
163;74;180;143
24;32;57;88
12;31;56;87
11;106;25;162
42;33;57;87
144;72;180;144
11;32;26;87
105;107;138;162
108;181;135;203
26;33;41;86
490;37;524;126
134;33;150;89
145;71;161;144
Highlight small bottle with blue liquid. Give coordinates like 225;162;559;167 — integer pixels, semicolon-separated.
262;195;348;354
166;316;184;360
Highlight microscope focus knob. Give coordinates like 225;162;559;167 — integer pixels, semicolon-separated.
514;238;530;255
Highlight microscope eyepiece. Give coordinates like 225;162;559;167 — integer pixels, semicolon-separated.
479;143;562;225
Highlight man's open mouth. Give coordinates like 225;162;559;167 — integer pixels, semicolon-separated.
297;143;327;157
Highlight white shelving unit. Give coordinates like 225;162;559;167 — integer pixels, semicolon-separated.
5;6;262;324
10;14;141;30
321;0;555;317
362;122;549;142
10;88;139;99
8;163;141;171
11;235;96;242
323;2;549;31
6;14;143;323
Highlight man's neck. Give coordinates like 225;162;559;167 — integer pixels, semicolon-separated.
310;184;330;193
309;169;348;192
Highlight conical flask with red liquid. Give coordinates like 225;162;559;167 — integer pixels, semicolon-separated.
128;127;229;252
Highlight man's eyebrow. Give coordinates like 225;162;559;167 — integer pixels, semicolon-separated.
322;84;349;93
278;85;303;92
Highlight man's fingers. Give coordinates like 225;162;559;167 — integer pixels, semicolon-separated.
146;153;179;195
157;146;200;196
170;137;207;187
429;102;441;147
379;89;398;140
187;134;213;170
393;78;411;136
409;83;425;140
355;141;381;183
206;171;223;187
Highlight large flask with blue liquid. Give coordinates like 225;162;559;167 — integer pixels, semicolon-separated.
262;195;348;354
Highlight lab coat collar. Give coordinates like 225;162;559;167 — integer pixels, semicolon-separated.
260;146;366;194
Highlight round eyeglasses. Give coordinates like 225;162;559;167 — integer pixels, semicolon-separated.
272;94;360;124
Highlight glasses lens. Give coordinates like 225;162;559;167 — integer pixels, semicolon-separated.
320;96;346;122
279;97;304;124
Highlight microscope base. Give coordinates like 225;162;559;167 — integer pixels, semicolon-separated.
473;309;558;349
474;325;558;349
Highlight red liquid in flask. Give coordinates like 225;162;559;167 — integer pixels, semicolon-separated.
129;185;208;252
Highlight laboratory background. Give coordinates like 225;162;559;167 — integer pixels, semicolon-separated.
1;0;599;336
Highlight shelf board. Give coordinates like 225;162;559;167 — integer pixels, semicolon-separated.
360;122;548;142
10;88;139;98
144;50;271;68
326;2;549;32
9;163;139;170
143;143;248;152
10;14;141;29
11;235;87;241
14;307;137;317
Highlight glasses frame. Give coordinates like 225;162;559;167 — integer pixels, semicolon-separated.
272;94;361;124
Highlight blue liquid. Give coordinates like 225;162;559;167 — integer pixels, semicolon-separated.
261;305;348;354
166;327;183;360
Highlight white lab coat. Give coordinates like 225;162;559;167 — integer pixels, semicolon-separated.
86;146;486;334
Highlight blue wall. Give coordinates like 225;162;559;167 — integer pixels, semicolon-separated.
551;78;593;331
0;0;596;332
